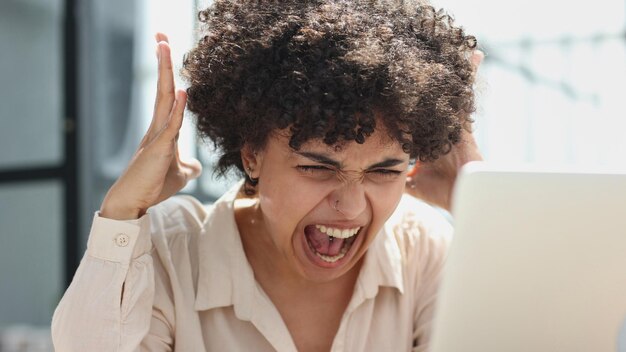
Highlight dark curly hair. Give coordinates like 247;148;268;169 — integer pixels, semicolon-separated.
183;0;477;182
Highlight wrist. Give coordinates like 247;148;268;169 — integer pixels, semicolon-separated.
99;206;141;221
99;195;142;221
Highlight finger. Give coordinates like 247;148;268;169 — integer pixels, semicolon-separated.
155;32;169;43
158;90;187;141
471;49;484;71
138;129;151;149
150;41;176;138
141;40;171;147
406;161;421;177
145;39;175;141
180;158;203;181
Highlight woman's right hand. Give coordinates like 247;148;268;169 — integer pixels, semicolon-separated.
99;33;202;220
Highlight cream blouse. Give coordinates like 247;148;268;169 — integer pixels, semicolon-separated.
51;183;452;351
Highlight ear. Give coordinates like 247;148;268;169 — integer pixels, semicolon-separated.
241;144;263;179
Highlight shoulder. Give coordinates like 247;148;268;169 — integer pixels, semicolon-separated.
384;194;453;267
148;195;212;247
386;194;453;243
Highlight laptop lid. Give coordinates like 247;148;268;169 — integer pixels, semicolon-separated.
430;162;626;352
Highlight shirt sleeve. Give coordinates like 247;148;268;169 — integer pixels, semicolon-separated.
51;212;174;352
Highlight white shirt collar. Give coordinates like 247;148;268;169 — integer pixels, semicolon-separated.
193;182;405;314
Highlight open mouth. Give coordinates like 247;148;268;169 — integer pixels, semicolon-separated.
303;224;361;264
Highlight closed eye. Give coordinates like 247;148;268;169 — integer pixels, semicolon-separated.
370;169;402;175
297;165;334;173
367;169;403;182
297;165;402;182
296;165;337;181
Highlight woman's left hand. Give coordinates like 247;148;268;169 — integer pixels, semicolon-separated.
404;50;484;212
404;126;483;212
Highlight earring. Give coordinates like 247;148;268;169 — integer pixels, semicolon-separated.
246;164;256;176
245;165;259;187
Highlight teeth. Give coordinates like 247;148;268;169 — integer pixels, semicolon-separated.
315;225;360;239
316;252;345;263
315;244;349;263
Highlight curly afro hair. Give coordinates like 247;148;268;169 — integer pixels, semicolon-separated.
183;0;477;181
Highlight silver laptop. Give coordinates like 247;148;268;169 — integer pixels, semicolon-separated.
430;162;626;352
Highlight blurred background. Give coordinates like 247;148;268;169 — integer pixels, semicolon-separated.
0;0;624;350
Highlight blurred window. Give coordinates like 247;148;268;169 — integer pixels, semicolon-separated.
436;0;626;168
0;0;65;333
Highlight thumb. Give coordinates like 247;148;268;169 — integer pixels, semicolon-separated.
180;158;203;180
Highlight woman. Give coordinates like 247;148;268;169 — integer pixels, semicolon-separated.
52;1;483;351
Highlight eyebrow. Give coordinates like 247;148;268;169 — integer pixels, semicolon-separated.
294;151;406;169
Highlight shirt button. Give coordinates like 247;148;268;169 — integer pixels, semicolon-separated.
115;233;130;247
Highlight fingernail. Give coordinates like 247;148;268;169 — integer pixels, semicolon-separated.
407;162;420;177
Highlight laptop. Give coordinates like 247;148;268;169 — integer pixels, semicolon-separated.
430;162;626;352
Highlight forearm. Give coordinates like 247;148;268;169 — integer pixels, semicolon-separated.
51;213;157;351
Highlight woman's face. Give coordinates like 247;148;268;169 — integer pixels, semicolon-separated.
247;126;410;283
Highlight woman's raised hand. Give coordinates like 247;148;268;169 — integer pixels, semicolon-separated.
99;33;202;220
404;126;483;212
404;50;484;212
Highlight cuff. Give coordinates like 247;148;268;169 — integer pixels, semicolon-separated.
87;211;152;263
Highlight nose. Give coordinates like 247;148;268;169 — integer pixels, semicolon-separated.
330;181;366;220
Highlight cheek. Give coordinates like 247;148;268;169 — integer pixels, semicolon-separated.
258;176;330;242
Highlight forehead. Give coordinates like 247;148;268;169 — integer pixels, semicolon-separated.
269;128;408;164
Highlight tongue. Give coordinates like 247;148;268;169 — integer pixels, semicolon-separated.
305;226;345;256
